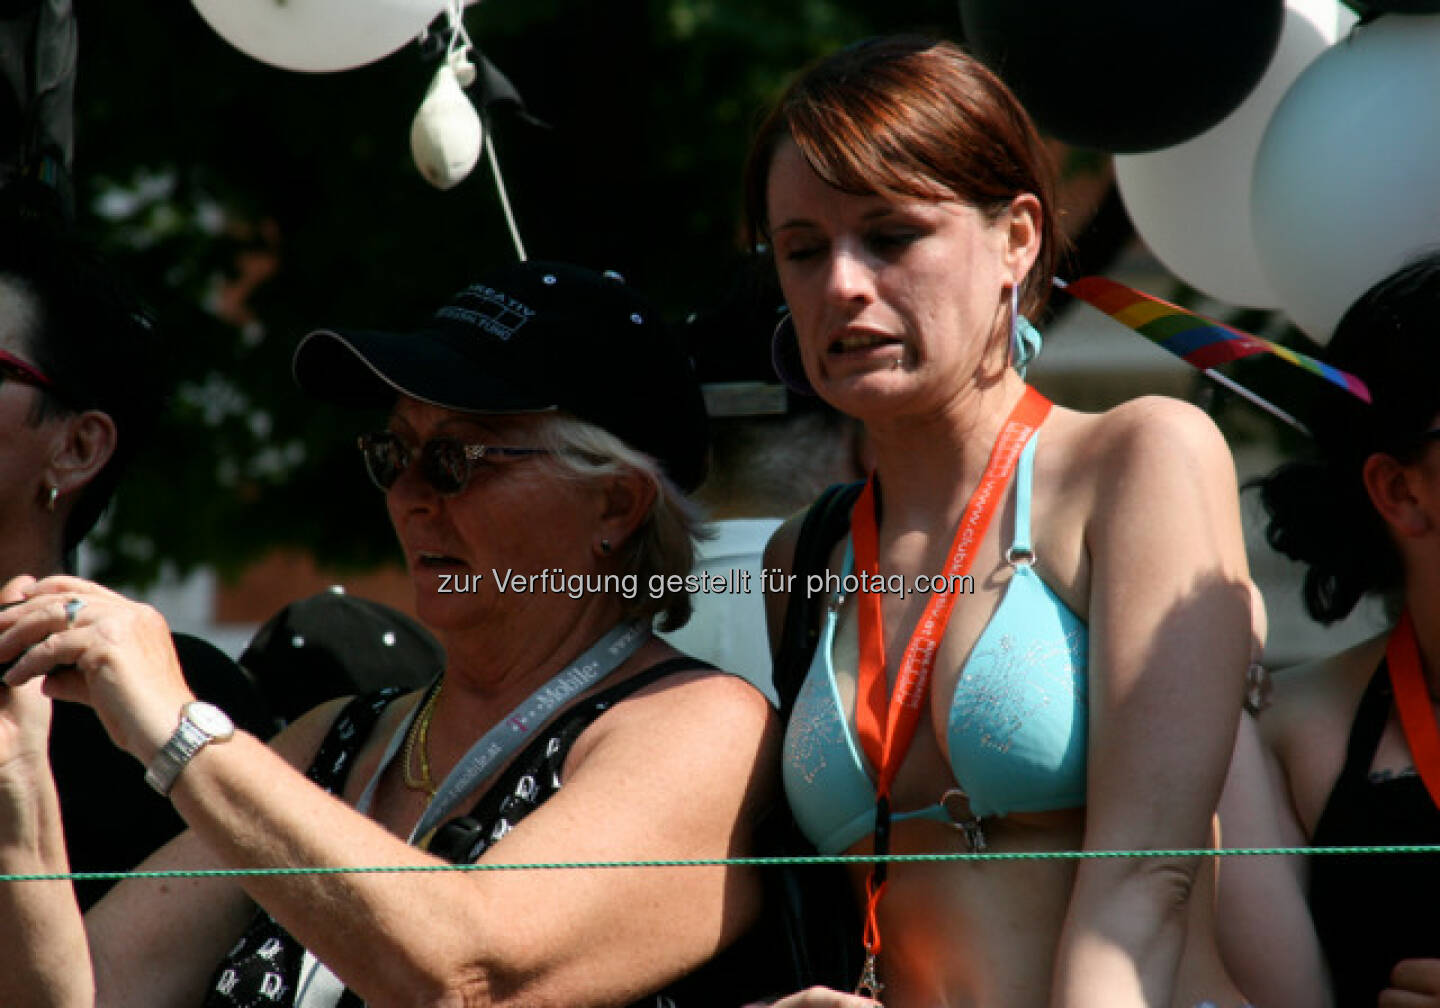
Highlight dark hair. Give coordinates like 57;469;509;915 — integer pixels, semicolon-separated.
0;188;165;553
742;35;1064;319
1254;252;1440;624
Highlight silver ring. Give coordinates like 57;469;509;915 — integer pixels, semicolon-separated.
63;597;85;626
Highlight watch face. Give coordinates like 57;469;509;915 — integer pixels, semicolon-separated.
185;701;234;739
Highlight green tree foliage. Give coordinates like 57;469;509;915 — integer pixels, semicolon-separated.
70;0;950;584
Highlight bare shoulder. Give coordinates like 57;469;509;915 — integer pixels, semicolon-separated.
1039;398;1236;530
611;658;776;733
1261;635;1386;830
1075;395;1232;473
564;653;780;809
1263;635;1387;756
1045;398;1242;576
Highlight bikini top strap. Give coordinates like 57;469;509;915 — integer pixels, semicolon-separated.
1006;431;1040;568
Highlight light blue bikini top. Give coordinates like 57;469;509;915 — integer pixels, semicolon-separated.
783;432;1089;855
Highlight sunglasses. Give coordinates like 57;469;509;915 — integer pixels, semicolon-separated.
0;349;55;390
357;430;551;495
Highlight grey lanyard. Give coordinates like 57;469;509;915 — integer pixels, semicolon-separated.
407;619;650;842
296;621;651;1008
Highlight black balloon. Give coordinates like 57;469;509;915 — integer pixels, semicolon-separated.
1355;0;1440;12
959;0;1285;153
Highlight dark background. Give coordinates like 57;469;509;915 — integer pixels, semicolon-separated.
65;1;980;582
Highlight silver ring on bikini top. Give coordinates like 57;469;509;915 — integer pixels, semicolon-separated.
1005;545;1035;568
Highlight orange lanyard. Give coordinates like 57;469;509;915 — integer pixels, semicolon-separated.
849;386;1051;993
1387;609;1440;811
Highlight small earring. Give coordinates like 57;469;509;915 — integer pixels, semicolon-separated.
46;485;58;512
598;538;613;556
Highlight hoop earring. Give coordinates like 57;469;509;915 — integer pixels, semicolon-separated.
46;485;59;512
770;311;817;396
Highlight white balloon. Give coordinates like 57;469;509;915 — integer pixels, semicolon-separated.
192;0;446;73
1115;0;1354;308
411;62;484;190
1253;14;1440;341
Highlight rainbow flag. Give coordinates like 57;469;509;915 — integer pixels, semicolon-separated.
1063;275;1371;404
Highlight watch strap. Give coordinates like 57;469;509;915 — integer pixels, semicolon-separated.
144;703;232;796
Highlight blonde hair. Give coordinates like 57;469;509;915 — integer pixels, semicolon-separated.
535;414;703;632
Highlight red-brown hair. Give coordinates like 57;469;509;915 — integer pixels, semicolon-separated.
743;35;1064;318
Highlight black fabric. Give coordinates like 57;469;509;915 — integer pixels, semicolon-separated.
1310;660;1440;1006
205;688;398;1008
50;631;275;910
774;481;865;722
207;661;787;1008
760;481;867;991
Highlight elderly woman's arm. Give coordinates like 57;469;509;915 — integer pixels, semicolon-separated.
79;698;348;1008
3;576;778;1008
149;670;776;1006
1050;399;1251;1008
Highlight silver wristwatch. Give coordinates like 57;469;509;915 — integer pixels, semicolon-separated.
144;701;235;796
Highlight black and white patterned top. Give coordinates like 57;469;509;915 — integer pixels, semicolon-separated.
202;660;781;1008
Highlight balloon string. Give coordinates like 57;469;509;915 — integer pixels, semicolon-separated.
486;124;528;262
444;0;525;258
446;0;473;64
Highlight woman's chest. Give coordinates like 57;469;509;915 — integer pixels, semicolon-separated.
827;580;1089;820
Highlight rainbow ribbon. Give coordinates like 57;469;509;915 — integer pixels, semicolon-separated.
1062;275;1371;405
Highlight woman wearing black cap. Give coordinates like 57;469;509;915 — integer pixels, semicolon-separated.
1217;254;1440;1008
0;261;780;1007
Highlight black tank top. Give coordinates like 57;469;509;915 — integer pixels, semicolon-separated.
203;660;787;1007
1309;660;1440;1005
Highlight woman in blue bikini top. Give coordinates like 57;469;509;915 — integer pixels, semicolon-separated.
747;36;1257;1008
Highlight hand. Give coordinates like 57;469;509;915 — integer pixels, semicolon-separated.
1380;959;1440;1007
746;987;882;1008
0;575;193;764
0;577;50;762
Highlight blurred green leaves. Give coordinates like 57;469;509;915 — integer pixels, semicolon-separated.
72;0;950;584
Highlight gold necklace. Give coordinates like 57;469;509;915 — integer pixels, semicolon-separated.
403;680;443;798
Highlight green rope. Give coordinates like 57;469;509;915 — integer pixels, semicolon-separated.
7;845;1440;884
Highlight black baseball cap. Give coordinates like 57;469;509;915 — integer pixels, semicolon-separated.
293;260;709;492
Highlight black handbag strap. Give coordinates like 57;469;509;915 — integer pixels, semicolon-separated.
759;480;867;993
775;480;866;721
